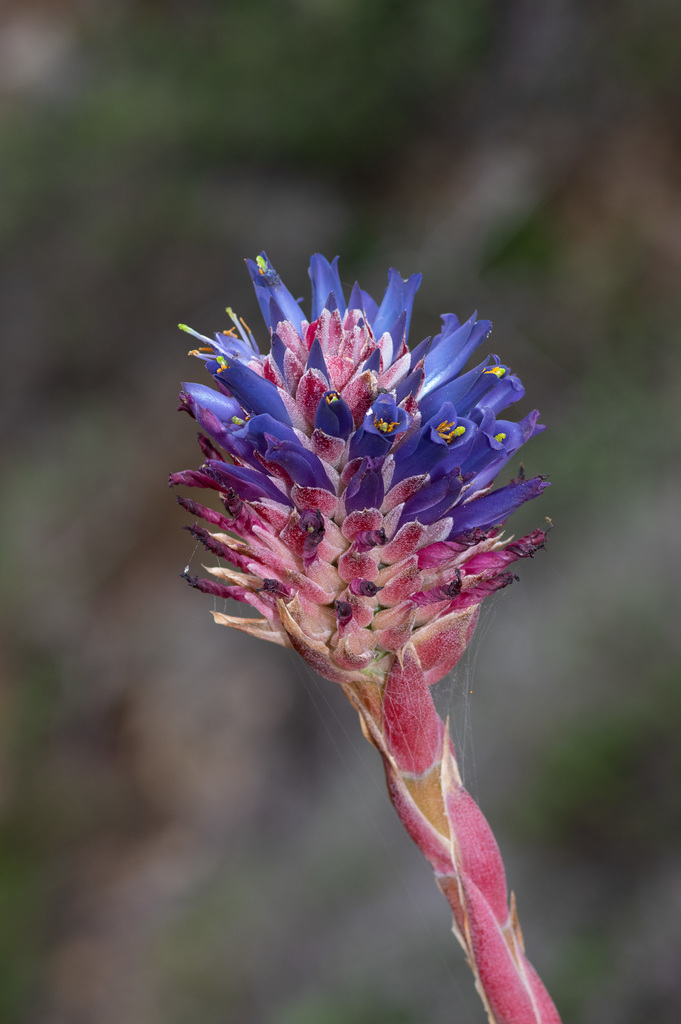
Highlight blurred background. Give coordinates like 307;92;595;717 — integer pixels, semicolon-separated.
1;1;681;1022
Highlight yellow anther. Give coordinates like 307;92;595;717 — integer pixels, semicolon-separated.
494;432;507;443
187;349;201;357
326;391;341;404
436;420;466;443
374;416;399;434
483;366;506;378
256;255;268;275
231;415;246;426
239;315;253;334
222;329;238;338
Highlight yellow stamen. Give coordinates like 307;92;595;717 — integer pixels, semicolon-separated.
326;391;341;404
222;329;238;338
436;420;466;443
239;315;253;335
483;366;506;378
374;416;399;434
256;255;268;275
494;432;507;442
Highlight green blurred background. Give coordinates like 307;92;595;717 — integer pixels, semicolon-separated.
1;1;680;1022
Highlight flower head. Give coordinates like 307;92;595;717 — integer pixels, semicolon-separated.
171;252;549;687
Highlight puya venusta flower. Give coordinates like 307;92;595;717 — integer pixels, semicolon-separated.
171;253;561;1024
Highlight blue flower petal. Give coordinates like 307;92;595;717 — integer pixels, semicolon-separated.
264;436;334;491
246;252;306;335
344;457;385;513
384;309;407;354
361;289;379;324
211;331;258;362
398;474;464;527
447;477;549;537
362;348;382;374
306;337;330;380
421;313;492;398
418;359;490;420
241;414;300;454
180;382;243;425
475;373;525;416
362;395;411;439
371;268;422;356
466;411;545;492
309;254;346;320
348;427;392;460
314;390;354;439
205;459;293;506
347;281;364;312
270;331;288;377
215;359;292;425
408;334;432;371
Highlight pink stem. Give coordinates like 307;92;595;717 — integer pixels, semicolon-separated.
341;643;561;1024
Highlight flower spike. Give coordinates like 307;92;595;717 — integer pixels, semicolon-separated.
171;253;560;1024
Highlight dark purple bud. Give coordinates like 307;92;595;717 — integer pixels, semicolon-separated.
181;570;234;601
411;569;462;606
349;578;381;597
220;487;244;518
503;526;549;559
183;523;233;561
344;457;385;514
460;528;491;546
444;569;463;597
299;509;325;558
335;600;353;627
260;578;292;597
354;528;386;551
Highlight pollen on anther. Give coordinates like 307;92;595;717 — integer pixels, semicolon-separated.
374;416;399;434
437;420;466;443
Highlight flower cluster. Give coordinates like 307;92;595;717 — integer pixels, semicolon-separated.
171;254;561;1024
171;252;549;686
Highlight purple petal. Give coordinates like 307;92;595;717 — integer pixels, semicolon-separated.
309;254;346;319
447;477;550;538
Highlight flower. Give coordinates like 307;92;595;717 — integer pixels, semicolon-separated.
170;253;562;1024
171;251;549;688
